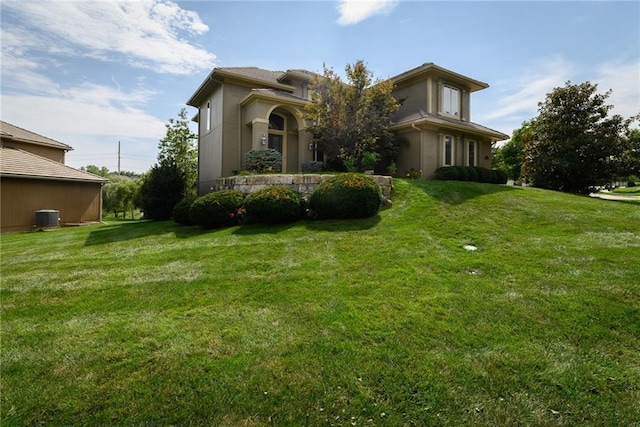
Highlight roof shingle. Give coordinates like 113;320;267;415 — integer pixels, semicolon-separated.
0;121;73;150
0;147;107;183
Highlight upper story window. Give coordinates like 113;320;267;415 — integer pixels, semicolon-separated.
443;86;459;116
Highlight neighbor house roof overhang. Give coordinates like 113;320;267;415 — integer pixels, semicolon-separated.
0;121;74;151
392;109;509;141
391;63;489;93
0;147;108;183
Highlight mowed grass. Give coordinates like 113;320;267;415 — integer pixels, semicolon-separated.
2;179;639;426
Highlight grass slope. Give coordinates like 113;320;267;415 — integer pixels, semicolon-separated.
2;180;639;426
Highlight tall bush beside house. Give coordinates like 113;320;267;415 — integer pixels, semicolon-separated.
244;186;303;224
189;190;244;229
140;163;185;220
309;173;382;219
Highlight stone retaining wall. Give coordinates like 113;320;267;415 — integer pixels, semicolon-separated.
212;174;393;199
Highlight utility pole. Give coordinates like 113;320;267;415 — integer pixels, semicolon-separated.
118;141;121;175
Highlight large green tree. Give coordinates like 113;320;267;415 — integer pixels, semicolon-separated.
305;60;400;171
157;108;197;197
139;109;197;220
522;81;637;193
493;120;533;181
103;175;142;219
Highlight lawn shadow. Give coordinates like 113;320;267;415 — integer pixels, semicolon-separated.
406;179;520;205
304;214;381;232
232;221;298;236
84;220;201;246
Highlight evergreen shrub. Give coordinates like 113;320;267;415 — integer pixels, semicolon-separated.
309;173;382;219
244;186;303;224
434;166;460;181
173;196;197;225
301;161;324;173
243;149;282;174
494;169;508;184
189;190;244;229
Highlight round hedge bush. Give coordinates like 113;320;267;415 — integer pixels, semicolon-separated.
434;166;460;181
189;190;244;229
244;186;302;224
173;196;197;225
309;173;382;220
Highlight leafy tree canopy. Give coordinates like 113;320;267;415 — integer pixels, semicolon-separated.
305;60;400;171
157;108;197;197
493;120;533;181
522;81;638;193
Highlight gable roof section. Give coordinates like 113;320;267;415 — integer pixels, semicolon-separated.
392;109;509;141
187;66;297;107
1;147;107;183
240;89;310;107
0;120;73;151
392;63;489;93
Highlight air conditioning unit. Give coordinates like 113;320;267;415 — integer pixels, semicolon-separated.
35;210;60;228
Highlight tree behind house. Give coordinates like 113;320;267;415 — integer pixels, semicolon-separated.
305;60;400;171
139;109;197;220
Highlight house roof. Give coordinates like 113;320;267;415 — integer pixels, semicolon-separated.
240;88;310;106
392;109;509;141
391;63;489;93
0;147;107;183
0;120;73;151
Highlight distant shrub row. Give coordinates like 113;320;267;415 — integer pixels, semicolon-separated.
173;173;383;228
434;166;507;184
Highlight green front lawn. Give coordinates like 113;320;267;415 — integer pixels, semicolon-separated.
2;179;639;426
613;186;640;195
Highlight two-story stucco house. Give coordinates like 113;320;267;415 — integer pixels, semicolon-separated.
187;62;509;195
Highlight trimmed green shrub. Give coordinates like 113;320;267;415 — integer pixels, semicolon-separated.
301;161;324;173
474;166;493;183
189;190;244;229
434;166;460;181
244;186;302;224
454;166;469;181
494;169;508;184
627;181;637;188
309;173;382;220
466;166;479;182
243;149;282;174
173;196;197;225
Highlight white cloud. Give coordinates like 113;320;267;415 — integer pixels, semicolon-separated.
479;56;573;125
336;0;398;25
593;59;640;121
1;73;166;173
1;0;215;75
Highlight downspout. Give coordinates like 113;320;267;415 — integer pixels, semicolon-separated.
411;122;424;178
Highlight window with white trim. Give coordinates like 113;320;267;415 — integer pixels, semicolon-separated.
443;86;459;116
467;140;476;166
443;135;454;166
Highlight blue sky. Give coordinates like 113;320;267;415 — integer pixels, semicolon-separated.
1;0;638;173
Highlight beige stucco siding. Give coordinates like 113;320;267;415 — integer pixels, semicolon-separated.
394;80;429;117
222;84;254;177
198;86;224;194
1;178;102;233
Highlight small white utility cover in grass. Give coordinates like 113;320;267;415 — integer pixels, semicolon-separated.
463;244;478;251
